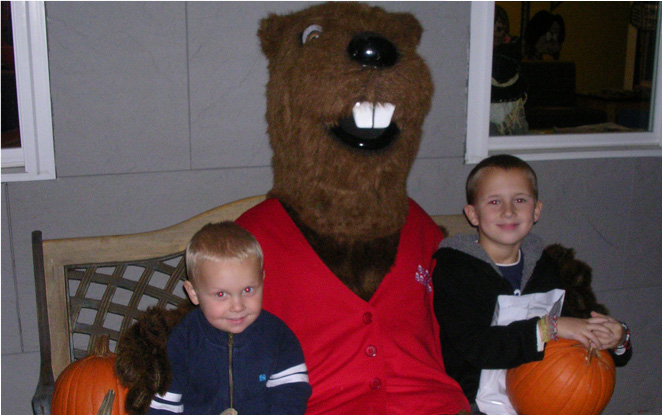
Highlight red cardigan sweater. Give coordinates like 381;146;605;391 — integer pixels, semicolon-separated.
236;198;469;415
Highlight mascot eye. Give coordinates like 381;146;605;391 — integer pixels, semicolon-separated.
302;24;323;44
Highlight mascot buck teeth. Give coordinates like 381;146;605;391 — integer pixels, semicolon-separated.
116;3;471;414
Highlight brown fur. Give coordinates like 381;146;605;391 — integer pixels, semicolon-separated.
260;2;433;298
262;3;431;241
284;203;399;300
545;243;609;318
114;300;195;415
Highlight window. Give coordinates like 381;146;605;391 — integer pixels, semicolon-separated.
466;2;662;163
1;1;55;182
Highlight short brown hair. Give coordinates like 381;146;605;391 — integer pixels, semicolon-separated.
466;154;538;205
185;221;263;281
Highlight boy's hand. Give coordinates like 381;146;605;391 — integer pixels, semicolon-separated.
556;316;611;350
589;311;625;350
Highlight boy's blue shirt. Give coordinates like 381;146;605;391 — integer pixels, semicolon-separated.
147;307;311;415
497;255;525;292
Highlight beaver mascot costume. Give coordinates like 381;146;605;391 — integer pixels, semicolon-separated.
115;2;470;414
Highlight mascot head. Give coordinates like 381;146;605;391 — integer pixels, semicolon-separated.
259;2;433;241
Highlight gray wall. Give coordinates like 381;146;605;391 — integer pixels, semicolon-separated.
2;2;660;413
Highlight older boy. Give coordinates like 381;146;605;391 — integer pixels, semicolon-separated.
432;154;632;413
147;222;311;415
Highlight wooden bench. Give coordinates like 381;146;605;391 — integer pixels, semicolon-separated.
30;194;473;414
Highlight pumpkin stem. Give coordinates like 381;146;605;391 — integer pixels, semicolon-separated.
93;334;111;356
97;390;115;415
585;345;597;365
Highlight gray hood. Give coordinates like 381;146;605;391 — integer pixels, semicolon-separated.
439;233;545;290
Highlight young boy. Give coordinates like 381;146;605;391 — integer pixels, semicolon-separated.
147;221;312;415
432;154;632;414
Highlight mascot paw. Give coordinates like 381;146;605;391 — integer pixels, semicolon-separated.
115;300;195;414
545;244;609;318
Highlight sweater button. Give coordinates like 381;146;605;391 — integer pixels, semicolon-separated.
365;345;377;357
362;312;373;324
369;377;382;390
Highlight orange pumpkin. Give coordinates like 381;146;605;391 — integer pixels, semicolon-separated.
506;338;615;415
52;335;129;415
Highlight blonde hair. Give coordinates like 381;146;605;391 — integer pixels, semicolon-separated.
185;221;263;281
466;154;538;205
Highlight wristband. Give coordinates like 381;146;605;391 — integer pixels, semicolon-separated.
538;314;557;343
617;322;631;350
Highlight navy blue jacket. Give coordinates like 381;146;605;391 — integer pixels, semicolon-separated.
147;308;311;415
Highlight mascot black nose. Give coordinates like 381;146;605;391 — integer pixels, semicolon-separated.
347;32;398;68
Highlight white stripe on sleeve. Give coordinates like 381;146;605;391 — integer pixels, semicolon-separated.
149;400;184;413
150;391;184;413
157;392;183;402
266;363;309;387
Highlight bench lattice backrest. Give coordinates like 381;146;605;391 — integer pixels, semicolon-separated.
65;252;188;360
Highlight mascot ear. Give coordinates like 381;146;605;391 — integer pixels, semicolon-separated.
259;9;424;59
394;12;423;46
259;13;289;60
